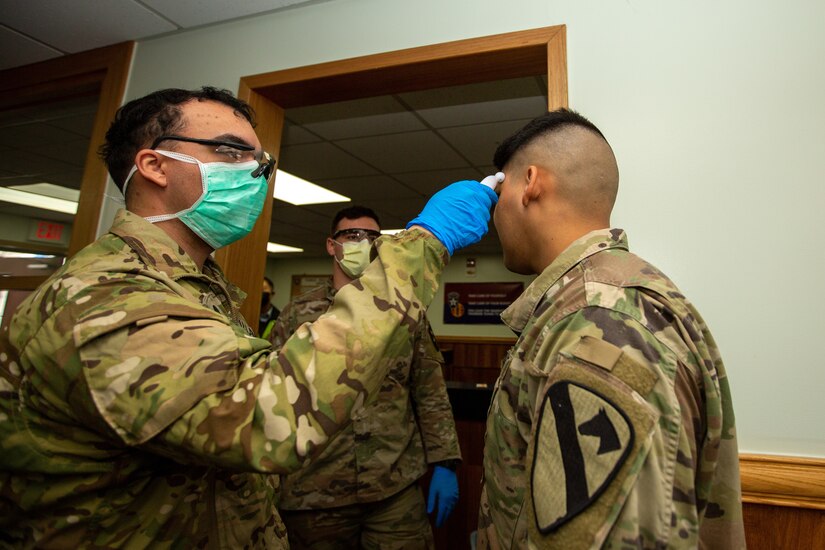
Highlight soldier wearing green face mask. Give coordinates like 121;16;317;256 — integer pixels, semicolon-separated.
0;87;498;548
270;206;461;549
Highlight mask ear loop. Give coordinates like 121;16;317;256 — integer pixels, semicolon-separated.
143;151;208;223
105;190;126;207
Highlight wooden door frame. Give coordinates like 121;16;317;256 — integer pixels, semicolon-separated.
0;42;135;268
224;25;568;327
225;24;825;519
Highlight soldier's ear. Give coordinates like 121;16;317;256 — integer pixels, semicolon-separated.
523;165;543;207
134;150;169;188
325;237;336;257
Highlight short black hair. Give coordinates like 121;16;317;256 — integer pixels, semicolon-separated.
263;276;273;288
493;108;607;170
331;205;381;234
99;86;255;191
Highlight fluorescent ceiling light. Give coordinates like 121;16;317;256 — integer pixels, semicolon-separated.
380;229;404;235
0;186;77;214
0;251;58;258
11;183;80;202
267;242;304;254
274;170;350;205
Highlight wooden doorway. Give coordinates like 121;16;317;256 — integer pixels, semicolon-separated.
223;25;568;327
0;43;134;329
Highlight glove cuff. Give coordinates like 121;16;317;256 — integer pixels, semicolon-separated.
436;459;460;471
406;220;455;255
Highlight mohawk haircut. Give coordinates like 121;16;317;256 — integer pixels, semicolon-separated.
493;108;608;170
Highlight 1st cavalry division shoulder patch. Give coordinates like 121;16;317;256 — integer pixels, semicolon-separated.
531;381;633;533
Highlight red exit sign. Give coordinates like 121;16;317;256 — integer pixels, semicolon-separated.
33;221;64;242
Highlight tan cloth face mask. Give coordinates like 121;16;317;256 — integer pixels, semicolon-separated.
336;239;372;278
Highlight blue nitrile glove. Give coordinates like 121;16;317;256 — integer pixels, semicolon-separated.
427;465;459;528
406;180;499;255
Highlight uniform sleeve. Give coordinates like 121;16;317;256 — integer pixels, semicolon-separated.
75;230;447;475
268;301;297;348
523;308;677;548
410;316;461;464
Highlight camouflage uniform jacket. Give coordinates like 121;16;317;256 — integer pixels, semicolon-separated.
271;279;461;509
0;209;446;549
477;229;744;549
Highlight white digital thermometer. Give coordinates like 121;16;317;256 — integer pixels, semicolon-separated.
480;172;505;190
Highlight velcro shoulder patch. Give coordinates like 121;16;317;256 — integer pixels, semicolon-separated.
527;357;659;547
570;336;659;397
571;336;622;371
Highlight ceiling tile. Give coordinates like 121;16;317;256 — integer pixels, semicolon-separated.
415;95;547;129
270;202;334;231
39;138;91;168
46;112;97;137
281;120;323;147
38;170;85;190
0;26;61;70
317;174;420;201
438;119;534;165
400;77;547;128
357;198;426;228
268;221;324;246
0;149;69;180
394;168;488;196
0;96;98;128
278;142;378;180
336;131;469;174
0;121;87;148
289;96;406;125
288;96;426;140
141;0;317;28
0;0;177;53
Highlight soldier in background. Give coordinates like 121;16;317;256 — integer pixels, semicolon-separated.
0;87;497;548
259;276;280;339
272;205;461;549
477;109;745;548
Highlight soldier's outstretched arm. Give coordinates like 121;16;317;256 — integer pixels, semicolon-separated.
75;180;496;474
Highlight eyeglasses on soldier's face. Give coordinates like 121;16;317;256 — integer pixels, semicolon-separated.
332;228;382;243
150;135;276;180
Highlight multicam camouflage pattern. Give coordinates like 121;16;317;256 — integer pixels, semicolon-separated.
0;209;447;549
477;229;745;549
271;279;460;510
280;483;434;549
269;278;336;349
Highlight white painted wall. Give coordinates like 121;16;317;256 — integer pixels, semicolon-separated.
121;0;825;457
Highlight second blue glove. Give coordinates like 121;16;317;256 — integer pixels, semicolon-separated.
427;465;459;528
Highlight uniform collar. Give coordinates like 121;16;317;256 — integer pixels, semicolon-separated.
500;228;628;332
326;277;338;300
108;209;243;299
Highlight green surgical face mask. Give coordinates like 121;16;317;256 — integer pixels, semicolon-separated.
336;239;372;278
137;150;268;249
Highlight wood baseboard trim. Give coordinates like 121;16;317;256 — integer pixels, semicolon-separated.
740;453;825;510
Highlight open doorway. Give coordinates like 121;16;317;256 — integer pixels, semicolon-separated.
221;25;567;548
222;25;567;324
